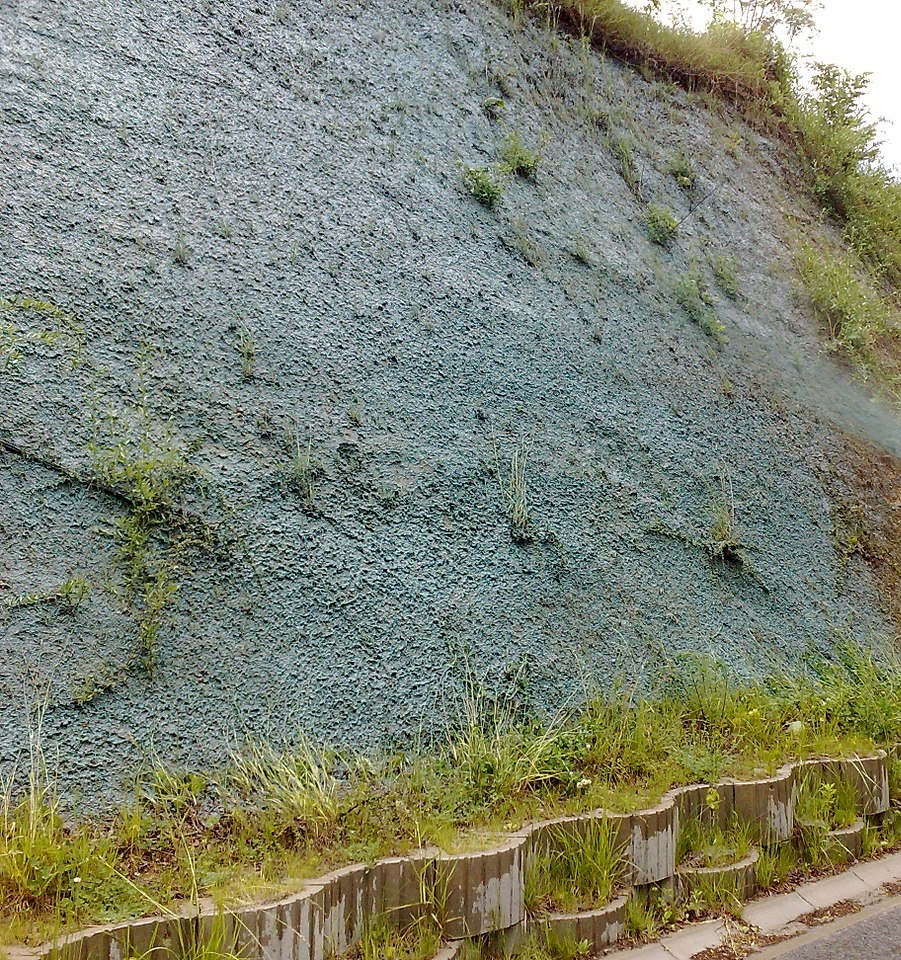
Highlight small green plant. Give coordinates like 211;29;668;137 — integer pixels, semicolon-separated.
687;872;744;916
461;164;505;208
623;896;662;941
236;324;256;379
674;268;726;342
506;217;543;267
500;129;542;178
347;402;363;426
0;295;84;370
754;842;798;890
677;815;751;868
173;232;190;265
512;928;591;960
795;771;859;865
645;203;678;247
88;359;221;676
483;97;506;120
58;576;89;613
2;576;89;616
712;254;739;299
345;913;440;960
667;148;696;189
831;501;867;567
569;237;592;266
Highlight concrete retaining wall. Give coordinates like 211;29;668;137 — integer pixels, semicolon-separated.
28;752;891;960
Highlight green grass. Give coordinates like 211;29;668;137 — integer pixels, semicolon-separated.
526;818;625;915
677;816;752;868
711;255;739;300
5;641;901;945
797;243;893;362
666;149;696;190
794;770;859;866
342;914;441;960
674;268;725;342
754;842;798;891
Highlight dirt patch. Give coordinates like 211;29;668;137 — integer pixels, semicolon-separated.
689;919;772;960
831;433;901;628
796;899;861;927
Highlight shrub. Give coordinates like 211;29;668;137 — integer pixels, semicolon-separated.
461;164;505;207
645;203;678;246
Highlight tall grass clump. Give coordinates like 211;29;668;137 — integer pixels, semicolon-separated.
677;816;752;867
0;730;116;943
797;243;891;361
526;818;625;914
223;737;346;845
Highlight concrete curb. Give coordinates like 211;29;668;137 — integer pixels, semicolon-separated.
610;850;901;958
26;751;892;960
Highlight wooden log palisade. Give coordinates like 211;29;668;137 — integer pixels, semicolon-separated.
23;752;892;960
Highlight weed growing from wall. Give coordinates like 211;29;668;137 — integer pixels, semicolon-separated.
285;424;322;510
499;129;543;178
0;295;83;370
505;217;544;267
667;148;696;190
644;203;678;247
2;577;89;617
461;164;505;208
494;442;533;543
711;255;739;299
613;136;642;199
707;470;747;566
235;323;256;379
674;268;726;342
88;361;223;676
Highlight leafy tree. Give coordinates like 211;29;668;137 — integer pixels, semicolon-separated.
699;0;821;40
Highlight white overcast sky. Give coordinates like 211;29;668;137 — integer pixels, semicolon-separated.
625;0;901;173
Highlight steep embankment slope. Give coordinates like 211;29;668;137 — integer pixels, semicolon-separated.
1;0;898;800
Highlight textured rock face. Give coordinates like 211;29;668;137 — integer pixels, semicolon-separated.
0;0;897;800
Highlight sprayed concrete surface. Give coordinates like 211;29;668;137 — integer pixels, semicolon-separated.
1;0;899;802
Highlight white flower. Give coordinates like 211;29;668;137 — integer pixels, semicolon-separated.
577;777;592;789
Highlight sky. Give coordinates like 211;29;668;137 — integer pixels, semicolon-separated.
815;0;900;172
625;1;901;173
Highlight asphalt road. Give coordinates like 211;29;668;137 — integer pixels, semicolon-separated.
757;899;901;959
